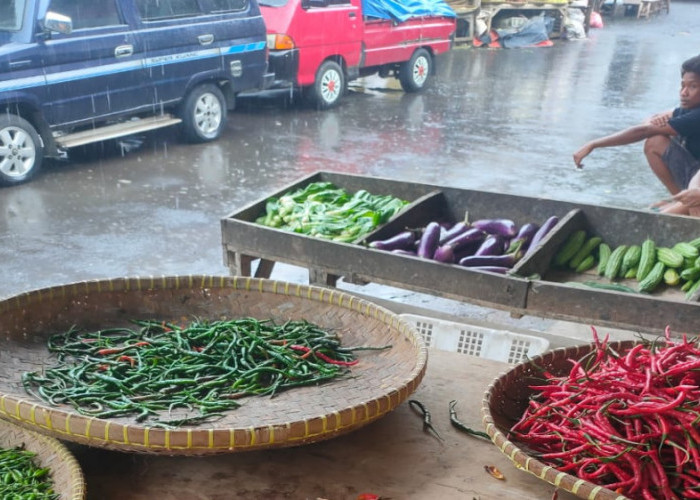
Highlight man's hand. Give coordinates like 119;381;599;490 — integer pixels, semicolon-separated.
647;111;673;128
573;144;593;169
671;188;700;208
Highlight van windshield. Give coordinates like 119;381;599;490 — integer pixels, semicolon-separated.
0;0;26;31
258;0;288;6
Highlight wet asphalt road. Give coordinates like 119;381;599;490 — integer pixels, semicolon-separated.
1;3;700;322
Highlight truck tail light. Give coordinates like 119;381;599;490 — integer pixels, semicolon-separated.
266;34;295;51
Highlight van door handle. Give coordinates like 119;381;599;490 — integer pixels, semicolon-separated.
114;45;134;58
198;34;214;45
9;60;31;69
349;12;356;17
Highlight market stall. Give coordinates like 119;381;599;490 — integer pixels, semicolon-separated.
221;171;700;334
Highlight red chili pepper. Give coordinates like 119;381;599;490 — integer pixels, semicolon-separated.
118;355;136;367
132;341;150;347
511;327;700;499
97;348;123;355
314;351;359;366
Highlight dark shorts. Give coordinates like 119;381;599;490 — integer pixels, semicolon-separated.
664;137;700;189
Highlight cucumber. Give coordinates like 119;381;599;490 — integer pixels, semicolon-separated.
604;245;628;281
673;242;699;259
686;279;700;301
574;254;596;273
637;238;657;281
657;247;684;268
681;266;700;282
638;261;665;293
569;236;603;270
664;268;681;287
597;243;612;276
553;230;587;267
620;245;641;277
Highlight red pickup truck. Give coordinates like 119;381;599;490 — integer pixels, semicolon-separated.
260;0;456;108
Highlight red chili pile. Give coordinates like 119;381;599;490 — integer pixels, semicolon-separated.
510;327;700;500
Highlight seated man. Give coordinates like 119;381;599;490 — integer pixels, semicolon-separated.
573;53;700;216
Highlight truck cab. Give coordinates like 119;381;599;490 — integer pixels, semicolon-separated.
260;0;455;108
0;0;271;186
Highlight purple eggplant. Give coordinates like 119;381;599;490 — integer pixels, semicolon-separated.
458;254;517;268
417;221;441;259
368;231;415;251
444;227;486;252
439;222;469;245
433;244;455;263
470;218;517;238
475;234;505;256
525;216;560;256
506;222;539;253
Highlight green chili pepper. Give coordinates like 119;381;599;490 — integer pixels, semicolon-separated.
23;318;388;427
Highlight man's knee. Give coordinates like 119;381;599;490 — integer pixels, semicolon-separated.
644;135;671;157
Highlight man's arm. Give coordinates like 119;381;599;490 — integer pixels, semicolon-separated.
573;120;677;168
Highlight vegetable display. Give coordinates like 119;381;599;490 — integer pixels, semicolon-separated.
554;232;700;299
23;318;386;428
510;327;700;500
255;181;409;242
368;215;560;274
0;446;58;500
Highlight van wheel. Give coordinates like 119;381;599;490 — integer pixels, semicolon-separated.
181;84;227;143
399;48;432;93
0;115;43;186
307;61;345;109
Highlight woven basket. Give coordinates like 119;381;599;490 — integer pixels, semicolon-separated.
0;276;426;455
0;418;86;500
481;341;637;500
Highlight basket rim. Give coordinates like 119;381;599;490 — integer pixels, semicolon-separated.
480;341;639;500
0;418;86;500
0;275;427;455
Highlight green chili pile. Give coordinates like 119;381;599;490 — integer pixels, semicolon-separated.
0;446;58;500
510;327;700;500
23;319;386;428
255;181;409;242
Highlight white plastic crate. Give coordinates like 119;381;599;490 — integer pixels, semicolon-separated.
400;314;550;365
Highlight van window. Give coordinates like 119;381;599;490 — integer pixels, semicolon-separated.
0;0;26;31
48;0;121;29
136;0;203;20
208;0;248;11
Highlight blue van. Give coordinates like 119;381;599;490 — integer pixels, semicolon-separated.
0;0;271;186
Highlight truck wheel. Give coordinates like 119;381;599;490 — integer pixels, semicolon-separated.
307;61;345;109
0;115;43;186
399;48;433;93
181;83;227;143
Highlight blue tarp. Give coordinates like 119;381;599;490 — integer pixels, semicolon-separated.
495;15;551;48
362;0;456;22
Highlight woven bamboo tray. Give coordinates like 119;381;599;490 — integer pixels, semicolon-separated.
0;418;86;499
0;276;426;455
481;341;637;500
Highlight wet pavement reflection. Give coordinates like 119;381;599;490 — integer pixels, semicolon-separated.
1;2;700;306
